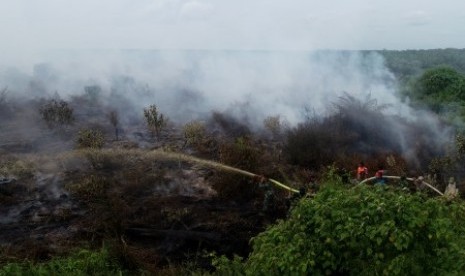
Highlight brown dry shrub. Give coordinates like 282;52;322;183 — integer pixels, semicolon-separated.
66;174;110;200
285;94;445;173
0;155;35;179
183;120;207;148
79;149;129;171
76;129;105;149
211;136;262;201
66;173;130;240
66;149;170;239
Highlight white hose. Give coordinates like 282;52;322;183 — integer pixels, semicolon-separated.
358;175;444;196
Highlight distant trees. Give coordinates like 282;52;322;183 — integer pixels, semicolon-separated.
406;66;465;117
379;48;465;81
143;104;167;137
39;99;75;128
416;67;464;96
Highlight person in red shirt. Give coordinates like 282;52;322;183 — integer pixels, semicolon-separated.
356;162;368;181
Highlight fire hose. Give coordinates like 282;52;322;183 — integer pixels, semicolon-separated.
358;176;444;196
150;150;445;196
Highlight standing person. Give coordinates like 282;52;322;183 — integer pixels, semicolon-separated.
356;162;368;181
413;176;426;191
254;175;274;213
375;165;385;185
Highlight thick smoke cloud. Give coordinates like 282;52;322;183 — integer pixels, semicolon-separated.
1;50;400;125
0;50;452;167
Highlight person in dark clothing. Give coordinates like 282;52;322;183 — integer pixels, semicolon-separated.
340;168;350;185
253;175;275;213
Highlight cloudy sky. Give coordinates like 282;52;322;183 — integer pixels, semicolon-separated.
1;0;464;53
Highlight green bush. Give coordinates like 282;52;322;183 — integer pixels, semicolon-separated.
214;184;465;275
0;247;123;276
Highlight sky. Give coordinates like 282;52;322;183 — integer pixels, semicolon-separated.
1;0;465;53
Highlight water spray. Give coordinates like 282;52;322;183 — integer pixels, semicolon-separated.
72;149;446;196
147;150;300;194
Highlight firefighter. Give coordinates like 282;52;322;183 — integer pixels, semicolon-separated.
374;165;385;185
356;162;368;181
254;175;274;213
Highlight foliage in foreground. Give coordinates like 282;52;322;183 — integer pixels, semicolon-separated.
0;248;124;276
214;184;465;275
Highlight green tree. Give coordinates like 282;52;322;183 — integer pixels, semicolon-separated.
409;66;465;113
143;104;167;138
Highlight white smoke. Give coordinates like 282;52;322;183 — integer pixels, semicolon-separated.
0;49;403;126
0;49;455;169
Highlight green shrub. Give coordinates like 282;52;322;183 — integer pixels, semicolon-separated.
0;247;123;276
214;184;465;275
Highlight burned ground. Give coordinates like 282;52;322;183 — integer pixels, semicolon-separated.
0;99;291;273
